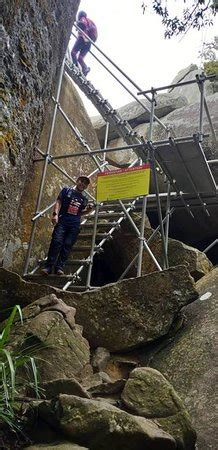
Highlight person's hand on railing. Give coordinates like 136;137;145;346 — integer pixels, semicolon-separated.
51;212;59;226
86;203;94;213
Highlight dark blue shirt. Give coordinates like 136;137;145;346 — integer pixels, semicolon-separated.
58;187;88;225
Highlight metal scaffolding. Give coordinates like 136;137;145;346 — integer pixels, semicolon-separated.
23;24;218;291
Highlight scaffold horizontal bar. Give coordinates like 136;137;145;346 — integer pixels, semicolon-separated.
208;160;218;165
33;135;209;162
137;75;215;95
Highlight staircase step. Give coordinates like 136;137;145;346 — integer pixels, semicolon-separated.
81;221;117;228
73;246;92;252
87;212;125;219
63;259;89;265
100;202;133;208
79;233;110;239
24;274;77;281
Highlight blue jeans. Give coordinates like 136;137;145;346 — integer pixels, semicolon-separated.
46;221;80;270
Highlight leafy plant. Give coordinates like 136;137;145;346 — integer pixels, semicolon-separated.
204;59;218;78
141;1;216;38
0;305;40;434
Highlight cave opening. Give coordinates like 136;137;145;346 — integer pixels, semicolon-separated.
90;208;217;288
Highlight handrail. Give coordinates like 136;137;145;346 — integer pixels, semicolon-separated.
203;239;218;253
72;25;167;133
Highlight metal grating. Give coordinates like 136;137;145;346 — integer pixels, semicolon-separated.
155;137;217;195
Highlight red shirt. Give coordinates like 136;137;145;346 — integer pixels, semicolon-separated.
77;17;98;41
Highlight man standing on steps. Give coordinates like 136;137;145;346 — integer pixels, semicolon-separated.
71;10;98;76
41;176;93;276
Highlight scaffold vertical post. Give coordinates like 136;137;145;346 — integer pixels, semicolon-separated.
23;56;66;275
86;203;100;289
197;73;205;143
137;196;147;277
165;181;171;255
103;122;109;171
148;89;168;269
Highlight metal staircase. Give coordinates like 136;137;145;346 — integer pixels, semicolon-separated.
23;39;218;290
24;59;164;290
65;62;148;162
25;199;138;290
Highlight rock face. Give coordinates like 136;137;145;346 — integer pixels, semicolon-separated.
37;394;176;449
168;64;216;105
92;94;187;145
121;368;196;449
92;347;111;372
3;73;99;273
149;268;217;450
0;268;63;320
41;378;91;400
25;444;88;450
152;93;218;159
167;239;213;280
7;294;92;383
103;92;217;168
0;266;198;352
2;0;79;256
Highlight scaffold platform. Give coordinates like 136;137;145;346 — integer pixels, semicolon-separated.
154;136;217;195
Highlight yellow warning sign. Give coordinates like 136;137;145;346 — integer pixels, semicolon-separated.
96;164;150;202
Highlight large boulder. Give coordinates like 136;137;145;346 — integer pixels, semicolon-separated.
168;64;216;105
2;0;79;255
0;266;198;352
7;294;92;383
0;268;64;320
103;87;217;180
103;135;136;167
25;444;88;450
149;268;217;450
36;394;176;449
167;239;213;280
121;367;196;449
92;94;187;145
152;93;218;159
169;64;198;85
76;265;198;351
41;378;91;400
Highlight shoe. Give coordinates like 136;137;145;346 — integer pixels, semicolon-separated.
41;267;51;276
56;268;64;276
83;67;90;76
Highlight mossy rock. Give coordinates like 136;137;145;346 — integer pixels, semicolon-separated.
121;367;196;450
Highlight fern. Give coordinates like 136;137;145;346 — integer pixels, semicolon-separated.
0;305;40;434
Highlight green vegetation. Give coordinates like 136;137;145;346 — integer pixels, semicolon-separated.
204;60;218;78
0;305;39;436
141;1;217;38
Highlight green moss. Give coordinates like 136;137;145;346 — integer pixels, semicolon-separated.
203;60;218;79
